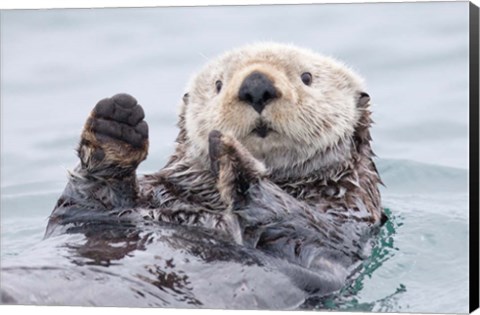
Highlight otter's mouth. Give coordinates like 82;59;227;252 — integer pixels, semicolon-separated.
252;121;274;138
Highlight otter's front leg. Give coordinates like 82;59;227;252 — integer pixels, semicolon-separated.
46;94;148;237
208;130;266;207
206;130;268;244
78;93;148;177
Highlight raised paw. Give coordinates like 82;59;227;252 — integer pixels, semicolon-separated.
91;94;148;148
208;130;266;206
208;130;225;177
78;93;149;176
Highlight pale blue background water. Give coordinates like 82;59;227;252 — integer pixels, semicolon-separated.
0;3;470;313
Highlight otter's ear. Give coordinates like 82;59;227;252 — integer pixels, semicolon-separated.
182;93;189;104
358;92;370;108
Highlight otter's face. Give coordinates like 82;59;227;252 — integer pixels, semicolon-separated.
183;43;369;174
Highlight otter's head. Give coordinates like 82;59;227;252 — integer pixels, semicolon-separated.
180;43;371;180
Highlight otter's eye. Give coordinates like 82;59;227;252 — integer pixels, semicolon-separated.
215;80;223;93
301;72;312;86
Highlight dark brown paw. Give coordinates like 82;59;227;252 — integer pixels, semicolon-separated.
79;94;149;174
208;130;266;206
91;94;148;148
208;130;224;177
208;130;266;178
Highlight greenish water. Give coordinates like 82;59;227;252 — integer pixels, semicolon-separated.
0;3;470;313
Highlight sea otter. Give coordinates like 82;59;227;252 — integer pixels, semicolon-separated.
45;43;385;297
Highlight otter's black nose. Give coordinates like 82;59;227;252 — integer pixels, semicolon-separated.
238;71;278;114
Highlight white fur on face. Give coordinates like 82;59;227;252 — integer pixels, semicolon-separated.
183;42;366;173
